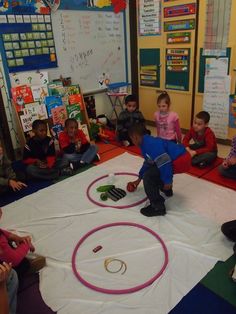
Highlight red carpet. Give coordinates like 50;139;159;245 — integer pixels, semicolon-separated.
94;147;127;165
187;157;223;178
202;167;236;191
97;142;117;154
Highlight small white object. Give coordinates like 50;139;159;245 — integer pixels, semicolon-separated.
232;264;236;282
107;173;115;184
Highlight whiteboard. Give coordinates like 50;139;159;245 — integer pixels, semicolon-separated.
49;10;127;93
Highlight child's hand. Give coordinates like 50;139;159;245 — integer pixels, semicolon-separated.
163;183;172;191
228;157;236;166
75;140;82;151
9;180;27;191
35;160;47;168
0;262;12;284
187;148;197;157
127;178;141;192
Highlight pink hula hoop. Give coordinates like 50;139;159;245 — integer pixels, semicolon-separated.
72;222;168;294
86;172;147;209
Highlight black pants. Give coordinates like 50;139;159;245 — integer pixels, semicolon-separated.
221;220;236;242
219;165;236;180
189;143;217;166
143;165;165;208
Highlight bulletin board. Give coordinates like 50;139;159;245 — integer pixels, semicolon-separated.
165;48;190;91
198;47;231;93
139;48;160;87
48;10;128;93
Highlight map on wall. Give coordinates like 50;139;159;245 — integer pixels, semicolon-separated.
0;0;49;15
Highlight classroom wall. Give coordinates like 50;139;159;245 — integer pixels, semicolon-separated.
138;0;196;130
194;0;236;140
138;0;236;140
0;5;131;151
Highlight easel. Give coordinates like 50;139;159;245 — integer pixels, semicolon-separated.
106;82;131;119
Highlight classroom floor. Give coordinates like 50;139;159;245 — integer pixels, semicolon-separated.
1;139;236;314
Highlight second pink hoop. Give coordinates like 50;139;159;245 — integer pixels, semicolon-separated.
86;172;147;209
72;222;168;294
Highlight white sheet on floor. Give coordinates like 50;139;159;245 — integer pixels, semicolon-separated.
1;153;235;314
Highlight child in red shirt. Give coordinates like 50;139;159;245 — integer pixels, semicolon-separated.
183;111;217;168
0;208;34;277
59;118;98;168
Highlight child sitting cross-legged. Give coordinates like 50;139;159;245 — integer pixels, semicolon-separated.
218;135;236;180
0;142;27;195
23;119;72;180
116;94;149;146
126;124;191;217
183;111;217;168
59;118;98;169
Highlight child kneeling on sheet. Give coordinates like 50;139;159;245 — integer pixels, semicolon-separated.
0;208;45;280
59;118;98;168
183;111;217;168
218;135;236;180
0;142;27;195
23;120;71;180
126;124;191;217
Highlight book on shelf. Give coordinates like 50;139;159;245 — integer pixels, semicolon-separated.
44;95;63;117
51;106;67;126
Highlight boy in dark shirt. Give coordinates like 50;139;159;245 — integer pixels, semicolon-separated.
23;120;70;180
116;94;148;146
183;111;217;168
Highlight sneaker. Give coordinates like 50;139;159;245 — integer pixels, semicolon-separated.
161;188;173;197
60;167;74;176
93;153;101;162
140;204;166;217
122;140;130;147
199;161;207;168
27;254;46;274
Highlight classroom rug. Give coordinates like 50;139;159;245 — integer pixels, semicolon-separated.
201;254;236;307
202;167;236;191
1;153;234;314
169;283;236;314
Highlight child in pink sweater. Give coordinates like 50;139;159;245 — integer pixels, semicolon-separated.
154;91;182;143
0;208;35;277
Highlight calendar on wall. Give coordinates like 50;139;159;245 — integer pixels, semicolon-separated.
0;14;57;72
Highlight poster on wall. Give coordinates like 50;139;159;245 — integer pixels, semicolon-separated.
164;3;196;18
204;0;232;53
203;76;230;139
139;0;161;36
205;58;228;76
165;48;190;91
167;32;191;44
140;48;160;87
229;95;236;128
0;1;49;14
59;0;113;11
164;19;195;32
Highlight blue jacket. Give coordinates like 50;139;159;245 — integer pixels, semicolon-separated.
139;135;186;184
